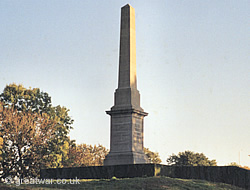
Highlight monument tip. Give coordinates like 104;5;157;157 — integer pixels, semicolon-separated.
122;4;133;9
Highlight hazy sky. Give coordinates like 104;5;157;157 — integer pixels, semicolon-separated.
1;0;249;166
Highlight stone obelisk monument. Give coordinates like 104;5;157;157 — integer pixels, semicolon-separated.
104;4;149;165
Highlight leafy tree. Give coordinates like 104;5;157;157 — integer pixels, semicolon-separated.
144;148;162;164
0;84;74;170
0;84;51;113
242;166;250;170
0;102;57;179
227;162;240;167
65;143;109;167
226;162;250;170
0;129;3;174
61;140;76;167
166;150;217;166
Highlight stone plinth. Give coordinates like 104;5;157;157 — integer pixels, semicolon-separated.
104;109;148;165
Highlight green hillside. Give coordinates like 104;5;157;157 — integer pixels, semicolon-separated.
0;176;244;190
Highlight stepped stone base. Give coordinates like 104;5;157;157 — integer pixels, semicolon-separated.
104;151;149;166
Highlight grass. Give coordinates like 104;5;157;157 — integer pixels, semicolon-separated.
0;176;244;190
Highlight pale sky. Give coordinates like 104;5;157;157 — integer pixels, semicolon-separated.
1;0;249;166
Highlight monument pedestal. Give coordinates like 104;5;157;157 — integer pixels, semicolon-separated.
104;108;148;165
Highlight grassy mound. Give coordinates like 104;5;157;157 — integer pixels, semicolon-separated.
0;176;244;190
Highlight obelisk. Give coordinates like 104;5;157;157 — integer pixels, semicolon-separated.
104;4;149;165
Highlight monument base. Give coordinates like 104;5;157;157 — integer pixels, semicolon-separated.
103;151;149;166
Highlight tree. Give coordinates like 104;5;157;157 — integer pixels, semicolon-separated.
226;162;250;170
227;162;240;167
242;166;250;170
0;128;3;174
0;84;74;175
166;151;217;166
144;148;162;164
0;102;57;179
65;143;109;167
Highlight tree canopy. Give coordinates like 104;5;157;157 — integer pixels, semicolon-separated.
144;148;162;164
64;143;109;167
0;102;57;178
226;162;250;170
166;150;217;166
0;84;74;179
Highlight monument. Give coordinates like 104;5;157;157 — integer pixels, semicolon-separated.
104;4;149;165
40;6;250;189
